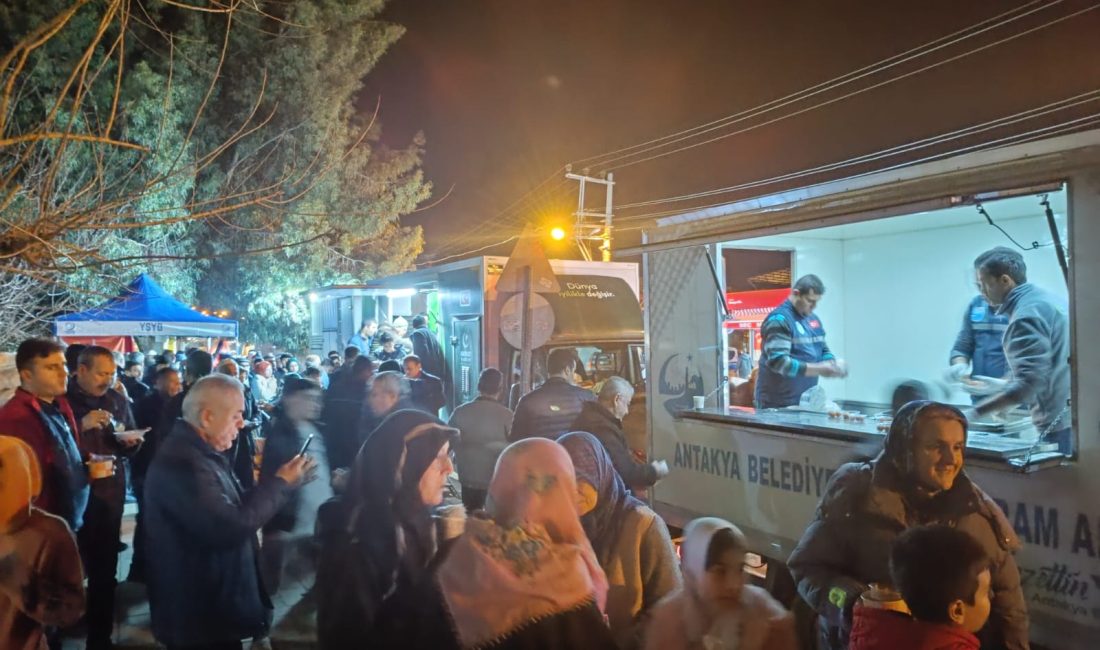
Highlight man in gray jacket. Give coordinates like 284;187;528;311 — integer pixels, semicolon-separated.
971;247;1072;454
447;368;511;510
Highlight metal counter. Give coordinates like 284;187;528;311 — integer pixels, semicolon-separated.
679;406;1059;464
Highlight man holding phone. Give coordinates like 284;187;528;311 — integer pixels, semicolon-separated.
144;374;316;650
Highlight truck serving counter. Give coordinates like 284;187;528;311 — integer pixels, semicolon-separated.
679;406;1061;466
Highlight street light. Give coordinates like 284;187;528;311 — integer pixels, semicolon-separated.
550;226;566;241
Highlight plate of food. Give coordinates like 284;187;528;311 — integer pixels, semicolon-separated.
113;428;150;444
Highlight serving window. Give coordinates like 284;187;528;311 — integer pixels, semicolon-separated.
718;186;1073;461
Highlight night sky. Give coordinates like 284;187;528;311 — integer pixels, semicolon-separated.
360;0;1100;262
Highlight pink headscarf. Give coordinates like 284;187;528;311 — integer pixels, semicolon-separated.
437;438;609;648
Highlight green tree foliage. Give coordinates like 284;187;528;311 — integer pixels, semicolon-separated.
0;1;429;349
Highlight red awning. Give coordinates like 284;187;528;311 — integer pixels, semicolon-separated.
723;288;788;329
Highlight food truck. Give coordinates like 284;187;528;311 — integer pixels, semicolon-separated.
632;129;1099;648
309;256;644;412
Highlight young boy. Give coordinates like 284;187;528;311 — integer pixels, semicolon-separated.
849;525;991;650
0;436;85;650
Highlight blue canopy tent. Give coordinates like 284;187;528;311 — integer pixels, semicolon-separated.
54;274;238;339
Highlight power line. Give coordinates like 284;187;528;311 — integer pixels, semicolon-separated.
598;1;1100;172
418;234;520;266
420;0;1098;263
568;0;1055;169
616;111;1100;225
616;89;1100;213
427;173;570;255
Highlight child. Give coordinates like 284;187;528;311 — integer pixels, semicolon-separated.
644;517;798;650
0;435;85;650
850;525;991;650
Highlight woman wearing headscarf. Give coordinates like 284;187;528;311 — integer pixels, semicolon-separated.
559;431;681;648
787;401;1028;650
400;437;616;649
644;518;796;650
0;436;85;650
314;409;458;649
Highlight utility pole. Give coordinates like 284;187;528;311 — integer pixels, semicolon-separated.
564;166;615;262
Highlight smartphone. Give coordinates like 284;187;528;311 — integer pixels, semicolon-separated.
297;434;315;457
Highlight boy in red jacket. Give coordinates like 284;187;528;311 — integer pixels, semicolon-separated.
850;525;992;650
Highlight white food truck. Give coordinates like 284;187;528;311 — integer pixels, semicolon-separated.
633;129;1099;649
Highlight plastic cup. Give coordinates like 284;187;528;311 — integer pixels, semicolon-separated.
860;583;910;614
87;454;116;480
435;503;467;540
693;395;706;410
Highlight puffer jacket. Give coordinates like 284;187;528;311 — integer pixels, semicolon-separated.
850;606;980;650
787;462;1027;650
509;377;595;441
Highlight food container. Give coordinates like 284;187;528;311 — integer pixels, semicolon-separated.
860;583;910;614
87;454;116;480
113;429;147;444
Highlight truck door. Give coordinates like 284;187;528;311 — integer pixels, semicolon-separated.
451;316;481;407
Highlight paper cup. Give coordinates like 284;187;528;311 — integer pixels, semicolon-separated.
692;395;706;410
87;454;116;480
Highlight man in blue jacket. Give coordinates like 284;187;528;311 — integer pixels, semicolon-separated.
948;296;1009;399
971;247;1072;454
144;374;314;650
755;274;848;409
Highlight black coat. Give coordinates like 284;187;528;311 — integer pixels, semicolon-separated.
509;377;596;442
571;400;658;490
121;375;151;402
144;420;291;646
66;384;137;509
409;371;445;415
322;375;368;469
259;414;309;533
409;327;447;380
131;390;168;485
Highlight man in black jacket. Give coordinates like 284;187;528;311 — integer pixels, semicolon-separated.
144;374;314;650
120;359;151;402
570;376;669;491
66;346;142;650
128;365;182;583
409;314;447;382
509;348;595;441
404;354;445;415
322;356;374;469
157;349;213;440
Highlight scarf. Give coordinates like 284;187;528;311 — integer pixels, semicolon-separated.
558;431;645;565
678;517;749;650
438;438;608;648
879;400;968;478
346;410;458;608
0;435;42;530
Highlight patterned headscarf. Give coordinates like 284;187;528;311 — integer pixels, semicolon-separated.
558;431;645;565
879;400;968;477
437;438;608;648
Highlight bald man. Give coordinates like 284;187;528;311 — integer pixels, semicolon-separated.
144;374;315;650
571;376;668;491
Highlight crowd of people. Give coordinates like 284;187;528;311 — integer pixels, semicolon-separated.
0;312;1034;649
